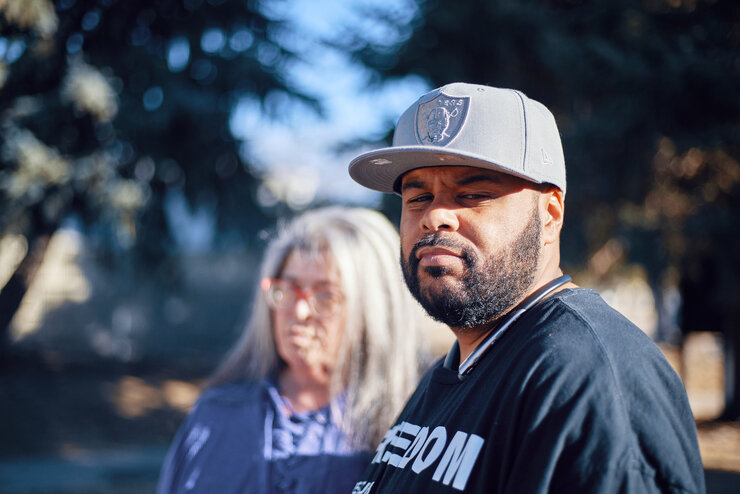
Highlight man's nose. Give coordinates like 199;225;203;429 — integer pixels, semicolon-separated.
421;198;460;232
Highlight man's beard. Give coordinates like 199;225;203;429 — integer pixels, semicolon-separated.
401;206;541;331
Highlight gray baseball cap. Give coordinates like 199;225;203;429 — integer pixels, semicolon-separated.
349;82;566;195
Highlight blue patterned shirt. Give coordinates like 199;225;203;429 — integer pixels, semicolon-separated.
157;378;371;494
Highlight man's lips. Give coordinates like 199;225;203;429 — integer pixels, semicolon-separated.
416;246;462;266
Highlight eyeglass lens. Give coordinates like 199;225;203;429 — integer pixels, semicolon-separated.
262;278;342;315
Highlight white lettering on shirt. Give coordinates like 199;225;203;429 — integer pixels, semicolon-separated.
411;426;447;473
432;430;485;490
184;466;200;490
370;422;485;491
351;481;375;494
184;424;210;461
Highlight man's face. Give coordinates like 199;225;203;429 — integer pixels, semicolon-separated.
399;166;541;331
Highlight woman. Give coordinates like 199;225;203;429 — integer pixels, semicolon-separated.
157;206;432;494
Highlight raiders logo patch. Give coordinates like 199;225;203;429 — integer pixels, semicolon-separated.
415;93;469;146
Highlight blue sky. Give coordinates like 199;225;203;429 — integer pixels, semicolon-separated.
229;0;431;207
170;0;430;251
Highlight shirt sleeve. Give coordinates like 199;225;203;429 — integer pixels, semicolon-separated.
501;307;703;493
156;406;199;494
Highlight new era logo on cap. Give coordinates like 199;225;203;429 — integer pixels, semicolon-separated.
348;82;566;195
541;148;554;166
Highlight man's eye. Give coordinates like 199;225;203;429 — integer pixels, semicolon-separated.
406;194;432;204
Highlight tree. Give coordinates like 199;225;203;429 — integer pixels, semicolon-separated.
0;0;321;363
348;0;740;418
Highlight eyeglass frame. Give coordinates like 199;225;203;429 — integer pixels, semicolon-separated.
260;277;345;317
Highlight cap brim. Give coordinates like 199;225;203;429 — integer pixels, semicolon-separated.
349;145;539;194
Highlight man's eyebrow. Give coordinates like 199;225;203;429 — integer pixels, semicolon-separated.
457;174;502;186
400;179;426;192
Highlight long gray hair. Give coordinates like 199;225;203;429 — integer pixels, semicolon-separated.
209;206;431;449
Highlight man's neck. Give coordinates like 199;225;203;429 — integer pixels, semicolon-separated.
452;271;576;365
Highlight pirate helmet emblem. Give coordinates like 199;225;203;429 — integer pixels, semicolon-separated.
416;93;469;146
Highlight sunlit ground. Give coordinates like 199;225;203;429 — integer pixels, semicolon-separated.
111;377;202;419
661;333;740;473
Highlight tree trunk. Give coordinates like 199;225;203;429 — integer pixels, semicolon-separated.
0;234;52;369
721;329;740;420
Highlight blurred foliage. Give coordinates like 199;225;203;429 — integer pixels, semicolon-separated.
349;0;739;286
0;0;331;354
349;0;740;415
0;0;315;256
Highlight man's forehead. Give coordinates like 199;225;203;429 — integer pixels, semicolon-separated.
400;165;510;186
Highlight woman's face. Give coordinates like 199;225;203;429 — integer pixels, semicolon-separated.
271;249;346;383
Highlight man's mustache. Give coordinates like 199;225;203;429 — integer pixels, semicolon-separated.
408;234;476;269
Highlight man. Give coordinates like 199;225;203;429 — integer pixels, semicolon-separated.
347;83;704;493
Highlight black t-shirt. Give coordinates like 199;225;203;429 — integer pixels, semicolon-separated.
352;288;704;494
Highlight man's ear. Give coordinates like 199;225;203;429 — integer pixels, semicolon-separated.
540;187;564;245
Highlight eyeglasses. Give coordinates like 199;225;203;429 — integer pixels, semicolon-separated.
261;278;344;316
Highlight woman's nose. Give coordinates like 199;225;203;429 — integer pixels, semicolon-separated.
293;297;312;321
